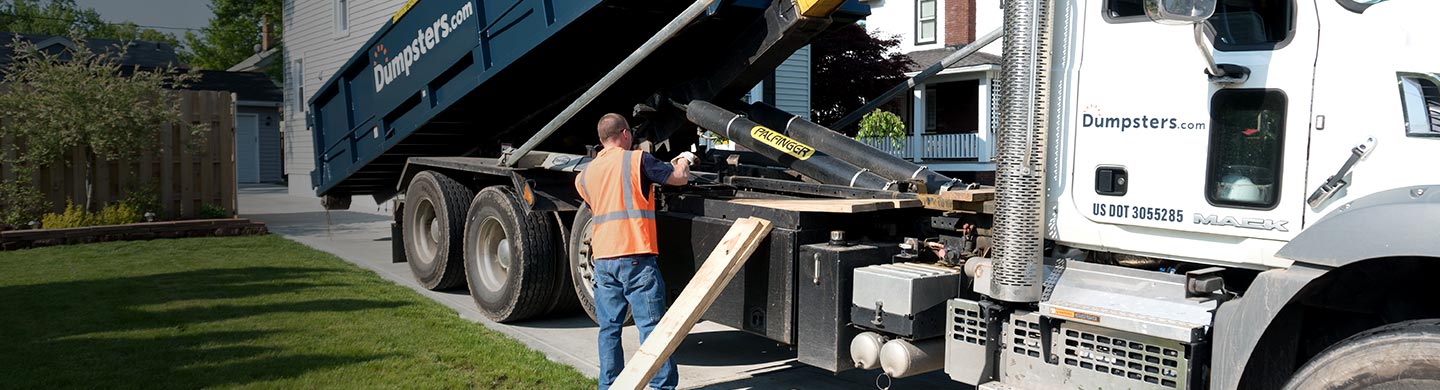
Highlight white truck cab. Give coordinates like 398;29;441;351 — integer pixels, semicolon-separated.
1048;0;1440;270
936;1;1440;389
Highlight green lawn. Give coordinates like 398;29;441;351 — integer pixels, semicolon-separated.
0;235;594;389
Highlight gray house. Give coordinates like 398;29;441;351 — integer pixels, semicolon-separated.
281;0;812;195
186;70;285;183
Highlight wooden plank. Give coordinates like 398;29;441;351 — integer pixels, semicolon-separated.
160;122;175;218
93;154;109;206
139;145;154;189
727;198;922;213
198;92;214;209
918;194;995;214
610;217;775;390
70;147;85;207
47;155;64;211
179;93;195;218
220;93;237;214
115;155;129;197
937;188;996;202
1;132;13;182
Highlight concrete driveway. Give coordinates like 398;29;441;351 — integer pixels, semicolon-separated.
239;185;955;389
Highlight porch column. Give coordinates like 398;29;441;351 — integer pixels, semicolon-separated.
911;85;926;163
976;73;992;163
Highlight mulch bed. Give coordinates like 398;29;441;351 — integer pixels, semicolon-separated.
0;219;268;251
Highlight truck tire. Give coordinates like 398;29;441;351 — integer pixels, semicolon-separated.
403;171;472;290
542;211;580;317
463;186;560;322
1283;319;1440;390
567;205;631;325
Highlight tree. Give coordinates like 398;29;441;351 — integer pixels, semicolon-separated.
810;24;914;134
183;0;282;77
0;37;201;212
0;0;180;46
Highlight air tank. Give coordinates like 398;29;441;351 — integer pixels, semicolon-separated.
849;331;887;370
879;338;945;378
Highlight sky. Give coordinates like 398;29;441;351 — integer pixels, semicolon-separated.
74;0;214;36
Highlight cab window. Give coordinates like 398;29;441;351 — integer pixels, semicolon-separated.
1103;0;1146;21
1207;89;1287;209
1209;0;1294;51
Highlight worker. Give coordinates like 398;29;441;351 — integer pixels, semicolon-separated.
576;113;696;390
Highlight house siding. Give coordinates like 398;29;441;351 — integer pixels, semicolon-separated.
282;0;397;195
774;46;811;120
240;106;285;183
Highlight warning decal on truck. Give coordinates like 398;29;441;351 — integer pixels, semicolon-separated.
750;126;814;161
392;0;420;23
1051;307;1101;323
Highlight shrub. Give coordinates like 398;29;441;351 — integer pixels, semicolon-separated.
41;200;144;229
119;182;161;219
0;181;48;229
857;109;907;149
198;203;230;219
41;201;93;229
94;202;142;226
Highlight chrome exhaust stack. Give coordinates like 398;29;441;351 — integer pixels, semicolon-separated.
988;0;1054;303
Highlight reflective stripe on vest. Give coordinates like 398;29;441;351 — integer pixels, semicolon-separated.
573;148;659;259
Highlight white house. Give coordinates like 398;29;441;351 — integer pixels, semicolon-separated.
860;0;1004;177
281;0;811;195
281;0;398;195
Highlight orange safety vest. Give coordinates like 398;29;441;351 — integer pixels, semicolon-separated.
575;147;659;259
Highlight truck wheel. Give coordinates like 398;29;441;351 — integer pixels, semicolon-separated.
1283;319;1440;390
568;205;631;325
463;186;559;322
543;211;580;317
403;171;472;290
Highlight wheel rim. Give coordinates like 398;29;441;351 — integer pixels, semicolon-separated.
476;216;511;293
411;198;439;263
575;218;596;301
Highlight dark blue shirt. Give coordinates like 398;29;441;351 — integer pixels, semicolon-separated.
639;152;675;188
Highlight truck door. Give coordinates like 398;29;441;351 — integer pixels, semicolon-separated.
1070;0;1318;244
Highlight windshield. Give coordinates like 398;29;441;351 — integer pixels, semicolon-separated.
1338;0;1388;13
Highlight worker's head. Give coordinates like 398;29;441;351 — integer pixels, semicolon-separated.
597;113;631;149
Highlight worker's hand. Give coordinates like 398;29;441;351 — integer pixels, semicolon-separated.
671;151;699;167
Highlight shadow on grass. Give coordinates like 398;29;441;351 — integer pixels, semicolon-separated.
0;266;409;388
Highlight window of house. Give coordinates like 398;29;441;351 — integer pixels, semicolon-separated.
917;0;937;45
924;87;938;131
294;59;305;113
1103;0;1147;21
335;0;349;34
1208;0;1294;51
1206;89;1287;209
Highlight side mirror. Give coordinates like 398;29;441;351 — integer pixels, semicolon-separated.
1143;0;1218;25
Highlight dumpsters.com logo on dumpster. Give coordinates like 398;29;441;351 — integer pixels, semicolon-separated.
372;2;475;93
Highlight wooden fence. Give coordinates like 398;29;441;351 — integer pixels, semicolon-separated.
0;90;237;219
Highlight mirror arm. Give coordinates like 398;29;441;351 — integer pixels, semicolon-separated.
1194;23;1250;85
1193;23;1224;77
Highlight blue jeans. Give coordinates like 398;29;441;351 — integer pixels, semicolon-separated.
594;255;678;390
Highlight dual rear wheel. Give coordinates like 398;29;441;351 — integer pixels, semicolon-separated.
401;171;581;322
